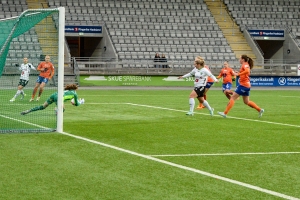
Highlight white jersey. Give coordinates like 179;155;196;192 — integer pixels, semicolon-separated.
19;63;36;81
183;67;217;88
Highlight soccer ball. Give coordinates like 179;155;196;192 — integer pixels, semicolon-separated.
71;98;75;105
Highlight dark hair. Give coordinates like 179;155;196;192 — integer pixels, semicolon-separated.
241;54;253;69
64;84;78;90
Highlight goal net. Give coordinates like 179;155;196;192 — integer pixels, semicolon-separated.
0;8;65;133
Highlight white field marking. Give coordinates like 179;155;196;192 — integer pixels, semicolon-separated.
280;96;300;98
2;103;299;199
150;152;300;157
81;95;185;96
0;114;49;129
59;131;300;200
88;103;123;104
126;103;300;129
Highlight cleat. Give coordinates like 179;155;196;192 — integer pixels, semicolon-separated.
218;112;227;118
20;93;26;100
196;104;205;110
29;98;34;102
10;98;15;102
36;97;40;101
209;108;214;116
186;111;194;116
259;109;264;118
21;110;30;115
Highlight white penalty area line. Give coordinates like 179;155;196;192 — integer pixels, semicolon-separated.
150;152;300;157
60;131;300;200
125;103;300;129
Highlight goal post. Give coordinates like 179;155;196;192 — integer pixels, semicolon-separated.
0;7;65;133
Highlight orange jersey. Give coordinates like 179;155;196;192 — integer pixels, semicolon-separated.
205;65;214;82
238;62;251;88
217;67;235;84
37;61;55;79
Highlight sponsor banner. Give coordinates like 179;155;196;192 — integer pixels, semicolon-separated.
298;64;300;76
65;25;102;33
80;75;224;87
249;30;284;37
237;76;300;86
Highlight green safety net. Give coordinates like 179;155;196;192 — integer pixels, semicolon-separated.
0;9;57;77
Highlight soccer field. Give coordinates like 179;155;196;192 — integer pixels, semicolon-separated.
0;88;299;200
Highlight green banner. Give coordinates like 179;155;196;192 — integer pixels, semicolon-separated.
80;75;226;87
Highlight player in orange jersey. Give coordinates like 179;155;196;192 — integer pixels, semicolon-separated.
29;55;55;102
218;55;264;118
217;61;236;100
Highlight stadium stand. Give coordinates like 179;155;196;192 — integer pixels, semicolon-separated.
0;1;43;68
225;0;300;46
2;0;299;76
48;0;238;69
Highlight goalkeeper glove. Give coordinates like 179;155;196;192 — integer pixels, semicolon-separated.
79;98;85;104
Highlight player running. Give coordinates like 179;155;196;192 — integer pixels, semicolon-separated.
196;64;215;109
10;57;36;102
178;57;218;116
218;55;264;118
216;61;236;100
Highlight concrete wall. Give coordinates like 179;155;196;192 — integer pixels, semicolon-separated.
92;26;116;59
271;46;283;60
243;30;264;63
283;33;300;61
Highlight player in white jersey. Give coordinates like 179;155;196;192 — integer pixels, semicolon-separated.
10;57;36;102
178;58;218;116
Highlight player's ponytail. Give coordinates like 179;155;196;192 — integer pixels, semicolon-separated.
241;54;253;69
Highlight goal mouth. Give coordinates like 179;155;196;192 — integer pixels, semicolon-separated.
0;7;65;133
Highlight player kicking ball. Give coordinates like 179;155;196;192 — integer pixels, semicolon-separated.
21;84;84;115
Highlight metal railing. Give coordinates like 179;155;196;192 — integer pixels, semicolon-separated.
72;57;299;76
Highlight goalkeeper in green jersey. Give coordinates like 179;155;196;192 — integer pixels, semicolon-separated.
21;84;84;115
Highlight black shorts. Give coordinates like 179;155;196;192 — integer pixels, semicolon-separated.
194;86;206;98
18;79;29;87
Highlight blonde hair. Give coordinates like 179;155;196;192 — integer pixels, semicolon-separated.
195;59;205;67
195;56;204;61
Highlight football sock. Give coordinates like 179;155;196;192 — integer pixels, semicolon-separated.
14;90;21;98
247;101;260;112
224;99;235;114
202;100;212;111
189;98;195;112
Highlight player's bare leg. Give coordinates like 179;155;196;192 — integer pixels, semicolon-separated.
30;83;40;102
36;82;46;101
